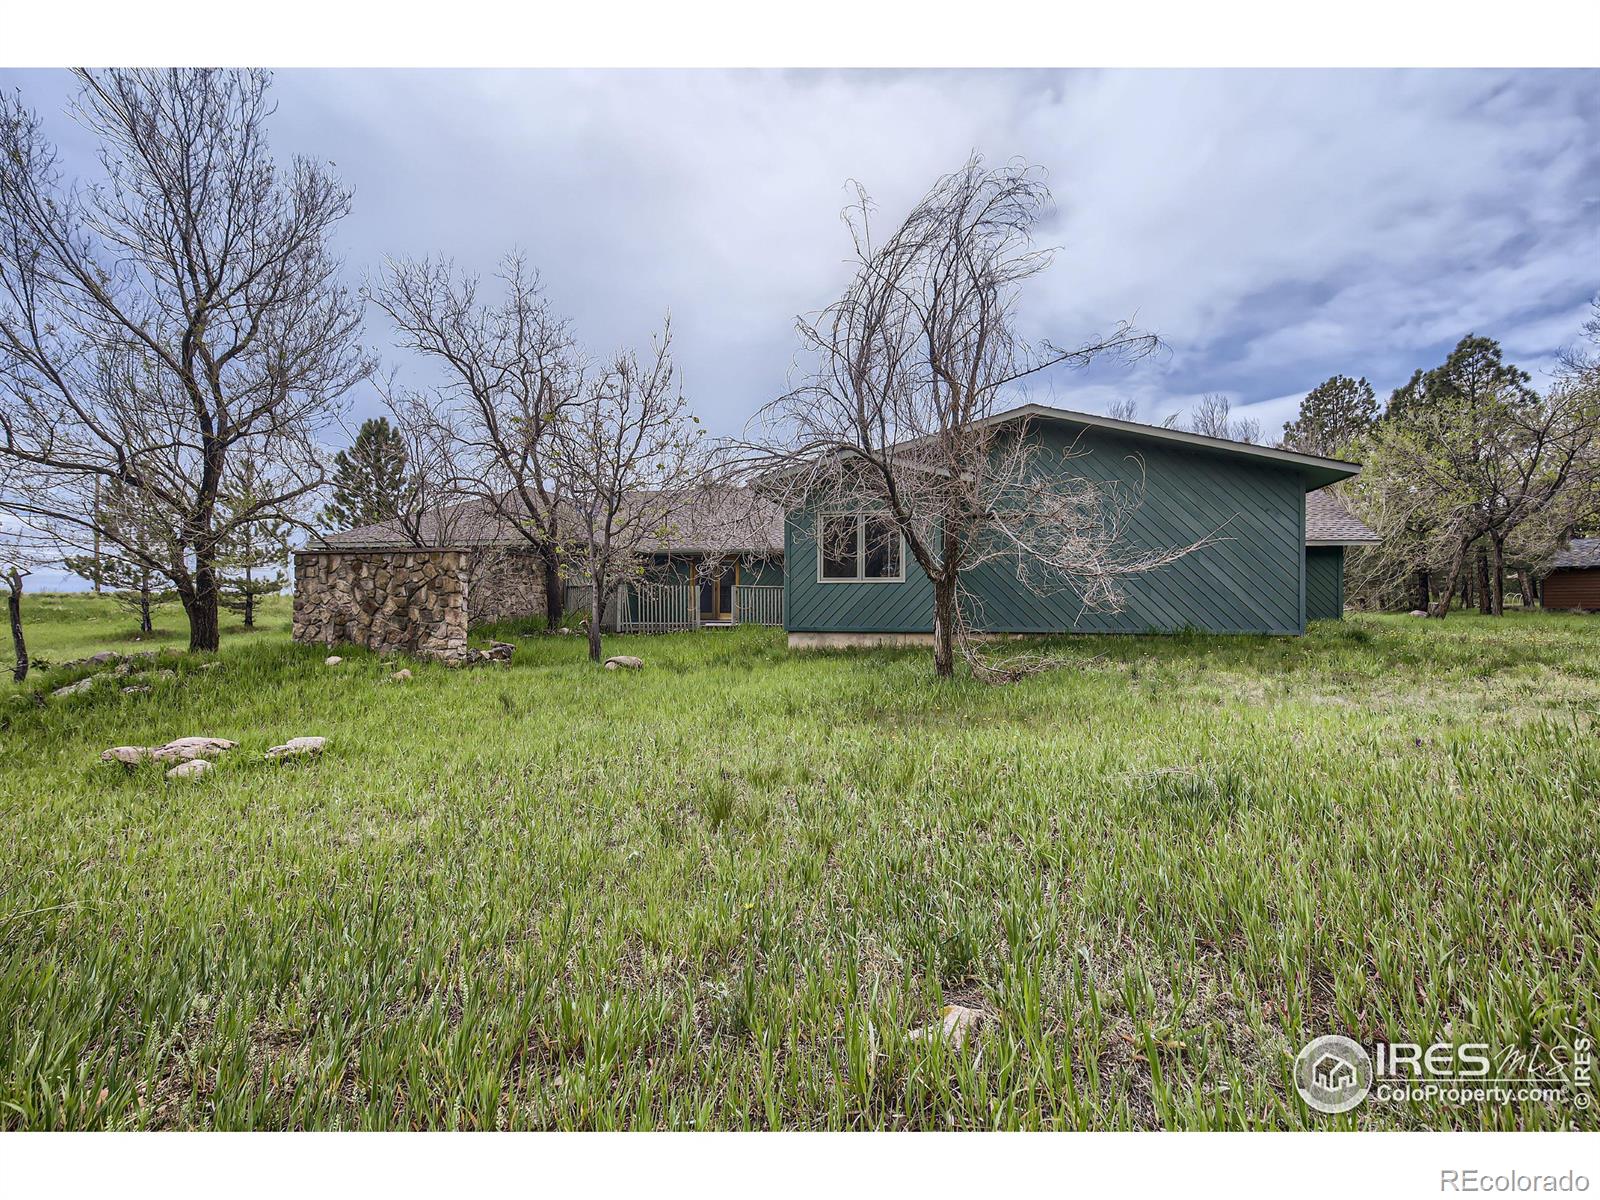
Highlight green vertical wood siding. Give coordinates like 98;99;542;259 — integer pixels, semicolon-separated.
1305;546;1345;621
784;420;1313;636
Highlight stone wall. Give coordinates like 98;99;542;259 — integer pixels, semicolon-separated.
467;547;549;625
293;549;470;662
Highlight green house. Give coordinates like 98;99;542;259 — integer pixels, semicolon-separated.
780;404;1378;648
294;406;1377;654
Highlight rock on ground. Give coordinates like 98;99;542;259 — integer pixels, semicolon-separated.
266;736;326;760
1409;609;1428;617
149;736;238;762
324;655;343;666
52;676;102;698
165;759;212;780
392;668;412;682
462;641;516;666
604;655;644;671
121;685;152;695
100;745;150;765
907;1005;987;1049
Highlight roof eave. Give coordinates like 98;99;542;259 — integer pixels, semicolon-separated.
997;403;1364;485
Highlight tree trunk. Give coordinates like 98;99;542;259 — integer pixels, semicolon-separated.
1519;571;1536;608
1430;540;1473;618
542;549;565;632
7;571;26;684
1489;536;1505;616
931;574;957;678
139;585;152;634
243;563;255;628
1414;569;1430;612
1475;547;1492;614
587;585;603;663
184;560;221;652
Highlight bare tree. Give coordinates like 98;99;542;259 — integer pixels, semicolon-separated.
0;70;369;650
753;155;1202;678
554;322;709;663
368;253;579;626
1;514;53;683
1106;397;1142;423
1171;393;1262;444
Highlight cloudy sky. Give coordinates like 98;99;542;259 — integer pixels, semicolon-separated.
7;67;1597;432
3;68;1597;584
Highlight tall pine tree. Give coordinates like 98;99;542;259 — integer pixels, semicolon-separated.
216;456;292;629
1385;334;1534;424
321;417;410;531
1282;375;1377;456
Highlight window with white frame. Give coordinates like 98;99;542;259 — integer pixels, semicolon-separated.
817;513;904;582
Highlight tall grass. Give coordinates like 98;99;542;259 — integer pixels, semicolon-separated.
1;603;1595;1129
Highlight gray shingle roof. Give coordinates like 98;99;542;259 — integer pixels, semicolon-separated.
306;483;1377;554
307;486;785;556
1305;489;1379;545
1548;538;1600;570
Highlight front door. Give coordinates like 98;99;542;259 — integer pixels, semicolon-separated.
697;562;736;622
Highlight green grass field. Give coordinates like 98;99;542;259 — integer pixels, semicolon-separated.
1;594;1596;1129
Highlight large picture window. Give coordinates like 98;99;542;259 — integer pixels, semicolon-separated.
817;513;905;583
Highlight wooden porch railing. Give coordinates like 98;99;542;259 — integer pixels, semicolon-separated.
562;581;784;632
733;585;784;627
618;582;698;633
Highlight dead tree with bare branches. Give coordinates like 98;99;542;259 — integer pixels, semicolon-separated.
0;70;369;651
554;322;709;663
368;254;579;627
754;155;1203;679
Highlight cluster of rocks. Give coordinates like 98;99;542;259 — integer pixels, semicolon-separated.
100;733;326;780
49;651;189;699
464;641;516;666
102;736;238;780
292;549;470;663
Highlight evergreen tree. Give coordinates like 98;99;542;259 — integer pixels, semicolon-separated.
216;457;293;629
1282;375;1378;456
1385;334;1533;424
321;417;410;531
62;482;173;634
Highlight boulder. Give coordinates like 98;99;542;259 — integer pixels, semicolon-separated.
324;655;343;666
266;736;326;761
100;745;150;765
487;641;515;662
165;759;212;780
1409;609;1428;617
52;676;102;698
149;736;238;762
87;651;121;666
907;1004;987;1050
392;668;412;682
604;655;644;671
